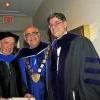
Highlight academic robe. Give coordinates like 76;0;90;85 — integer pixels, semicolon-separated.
0;54;28;98
17;41;48;58
19;49;48;100
19;42;48;100
48;32;100;100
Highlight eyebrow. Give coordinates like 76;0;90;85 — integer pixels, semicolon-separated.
24;32;39;34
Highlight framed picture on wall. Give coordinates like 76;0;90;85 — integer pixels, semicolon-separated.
69;25;90;39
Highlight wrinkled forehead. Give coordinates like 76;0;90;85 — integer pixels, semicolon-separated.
49;16;62;24
24;26;39;34
0;36;15;43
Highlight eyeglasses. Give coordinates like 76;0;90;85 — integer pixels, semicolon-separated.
24;32;39;38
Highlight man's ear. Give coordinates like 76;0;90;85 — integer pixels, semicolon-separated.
64;21;67;29
38;33;41;41
0;41;1;48
23;35;27;41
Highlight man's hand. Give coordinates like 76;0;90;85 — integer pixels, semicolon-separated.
24;93;35;100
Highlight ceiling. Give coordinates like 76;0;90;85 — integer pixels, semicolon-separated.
0;0;43;16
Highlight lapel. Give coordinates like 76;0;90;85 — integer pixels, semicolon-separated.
51;32;78;78
57;33;78;71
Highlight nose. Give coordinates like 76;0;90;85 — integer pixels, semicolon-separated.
8;43;14;49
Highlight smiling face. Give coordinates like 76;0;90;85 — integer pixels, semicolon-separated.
0;37;16;55
48;16;67;38
24;26;41;49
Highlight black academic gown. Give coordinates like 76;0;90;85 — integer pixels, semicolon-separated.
17;41;48;58
0;54;28;98
48;33;100;100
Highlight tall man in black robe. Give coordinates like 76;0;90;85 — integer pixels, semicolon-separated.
47;12;100;100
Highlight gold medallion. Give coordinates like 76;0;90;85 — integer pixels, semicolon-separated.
31;73;40;83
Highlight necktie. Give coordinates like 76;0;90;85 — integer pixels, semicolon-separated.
52;40;61;73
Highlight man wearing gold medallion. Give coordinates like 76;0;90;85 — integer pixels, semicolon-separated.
18;25;48;100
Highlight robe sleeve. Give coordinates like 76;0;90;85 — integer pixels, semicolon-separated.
68;36;100;100
80;37;100;100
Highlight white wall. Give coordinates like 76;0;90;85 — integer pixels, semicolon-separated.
34;0;66;29
34;0;100;55
64;0;100;56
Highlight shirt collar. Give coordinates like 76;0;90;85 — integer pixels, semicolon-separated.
57;31;67;40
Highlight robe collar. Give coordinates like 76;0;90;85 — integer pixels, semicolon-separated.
0;53;15;62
